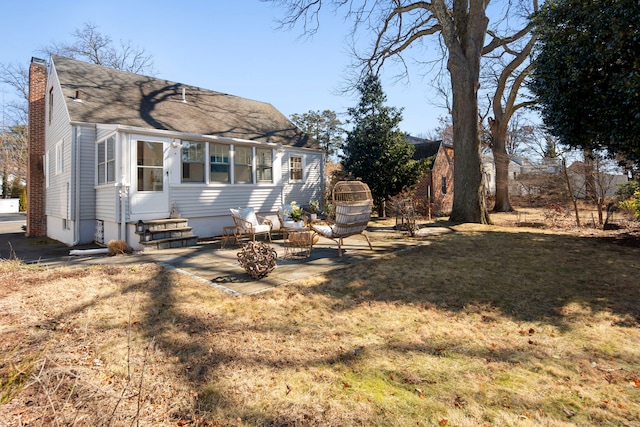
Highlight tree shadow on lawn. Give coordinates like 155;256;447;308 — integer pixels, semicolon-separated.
123;231;640;425
308;229;640;329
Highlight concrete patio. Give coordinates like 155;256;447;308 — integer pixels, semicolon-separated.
0;214;451;296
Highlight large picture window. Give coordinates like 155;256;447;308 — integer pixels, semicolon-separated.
210;143;230;182
181;141;205;183
97;136;115;185
234;146;253;184
256;148;273;182
174;142;278;185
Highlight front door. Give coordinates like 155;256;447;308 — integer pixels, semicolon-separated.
130;139;169;218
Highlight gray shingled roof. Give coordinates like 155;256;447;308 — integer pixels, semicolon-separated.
52;55;317;148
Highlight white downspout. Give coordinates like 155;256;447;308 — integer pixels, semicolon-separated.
118;134;128;242
72;126;81;245
118;184;126;241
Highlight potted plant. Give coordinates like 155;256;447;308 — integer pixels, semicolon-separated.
308;199;319;221
287;201;305;228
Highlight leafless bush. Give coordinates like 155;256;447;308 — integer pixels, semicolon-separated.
388;196;418;237
107;240;132;256
542;203;569;226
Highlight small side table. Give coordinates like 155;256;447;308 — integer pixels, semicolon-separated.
221;225;241;248
283;228;316;259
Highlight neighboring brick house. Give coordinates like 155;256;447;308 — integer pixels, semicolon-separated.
409;136;454;215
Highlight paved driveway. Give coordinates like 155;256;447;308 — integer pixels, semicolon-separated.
0;213;76;262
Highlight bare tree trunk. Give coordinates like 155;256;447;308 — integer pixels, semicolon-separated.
562;158;581;227
583;150;596;202
449;75;490;223
490;118;514;212
435;0;491;224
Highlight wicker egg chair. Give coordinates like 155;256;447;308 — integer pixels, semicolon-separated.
311;181;373;256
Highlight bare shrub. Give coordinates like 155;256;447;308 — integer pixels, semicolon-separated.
107;240;131;256
542;202;569;226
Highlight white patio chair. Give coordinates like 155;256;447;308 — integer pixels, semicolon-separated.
230;207;272;243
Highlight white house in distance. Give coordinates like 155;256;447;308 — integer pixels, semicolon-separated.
27;55;324;250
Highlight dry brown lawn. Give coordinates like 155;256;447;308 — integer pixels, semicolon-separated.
1;209;640;426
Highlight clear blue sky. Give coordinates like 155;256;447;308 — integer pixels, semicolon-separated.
0;1;445;136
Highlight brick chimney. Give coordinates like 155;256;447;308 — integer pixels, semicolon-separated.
27;57;47;237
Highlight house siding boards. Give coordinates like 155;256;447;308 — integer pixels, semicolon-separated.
44;64;71;219
282;151;323;207
43;62;75;244
170;186;282;218
95;187;118;222
77;126;96;221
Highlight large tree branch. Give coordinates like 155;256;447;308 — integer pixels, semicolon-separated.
483;24;533;56
368;2;439;68
494;35;536;127
505;66;535;118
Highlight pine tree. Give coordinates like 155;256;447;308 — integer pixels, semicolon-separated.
342;74;422;216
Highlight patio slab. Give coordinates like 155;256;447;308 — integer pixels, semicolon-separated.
0;216;451;296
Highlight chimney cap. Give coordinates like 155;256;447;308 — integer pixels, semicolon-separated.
31;57;47;65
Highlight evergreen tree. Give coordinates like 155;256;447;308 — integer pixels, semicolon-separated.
290;110;344;158
342;74;422;216
531;0;640;163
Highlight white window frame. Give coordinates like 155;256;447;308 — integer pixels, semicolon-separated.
209;142;231;183
97;136;116;185
181;140;205;183
289;154;304;183
234;145;254;184
174;141;278;186
256;148;273;183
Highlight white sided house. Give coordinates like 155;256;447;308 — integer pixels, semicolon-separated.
27;55;324;250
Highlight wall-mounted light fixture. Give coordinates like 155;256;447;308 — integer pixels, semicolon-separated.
172;139;183;149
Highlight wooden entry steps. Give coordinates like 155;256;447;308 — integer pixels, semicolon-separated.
135;218;198;251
